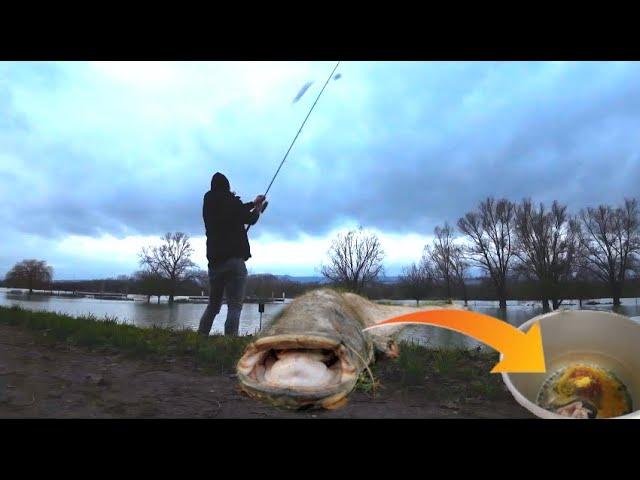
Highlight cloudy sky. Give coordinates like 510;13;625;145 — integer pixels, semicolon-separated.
1;61;639;279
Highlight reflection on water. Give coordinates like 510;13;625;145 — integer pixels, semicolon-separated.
0;288;286;336
1;288;639;349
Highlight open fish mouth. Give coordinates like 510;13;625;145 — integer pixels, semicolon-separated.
236;334;362;409
235;288;455;410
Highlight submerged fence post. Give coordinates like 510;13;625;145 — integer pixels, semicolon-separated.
258;302;265;330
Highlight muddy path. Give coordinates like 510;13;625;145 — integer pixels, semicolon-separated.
0;325;534;418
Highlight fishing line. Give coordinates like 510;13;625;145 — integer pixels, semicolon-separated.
247;61;341;233
342;341;378;397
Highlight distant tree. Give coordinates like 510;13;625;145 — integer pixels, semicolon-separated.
566;260;600;308
577;198;640;306
449;244;470;306
398;257;434;306
139;232;196;305
320;228;385;294
133;269;166;304
458;197;517;309
4;259;53;294
428;223;457;300
514;199;581;312
115;274;132;295
427;223;470;304
246;274;281;298
190;269;210;296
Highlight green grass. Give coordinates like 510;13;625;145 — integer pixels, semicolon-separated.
380;341;506;401
355;369;380;394
396;343;499;381
0;305;250;374
0;306;508;403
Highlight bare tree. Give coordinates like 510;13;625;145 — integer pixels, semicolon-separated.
398;255;434;306
320;228;385;294
577;198;640;306
570;258;597;309
4;259;53;294
133;269;166;304
139;232;196;305
458;197;516;309
449;244;470;306
514;199;581;312
428;223;456;300
115;274;132;295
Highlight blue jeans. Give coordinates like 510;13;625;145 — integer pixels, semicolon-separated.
197;257;248;336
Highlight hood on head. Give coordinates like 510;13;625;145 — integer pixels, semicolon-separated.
211;172;230;192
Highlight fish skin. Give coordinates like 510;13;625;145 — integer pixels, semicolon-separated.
236;288;463;410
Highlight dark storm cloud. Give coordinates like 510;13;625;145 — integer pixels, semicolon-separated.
249;62;640;237
1;61;640;250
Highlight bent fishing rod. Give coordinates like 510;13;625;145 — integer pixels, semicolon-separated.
247;61;341;233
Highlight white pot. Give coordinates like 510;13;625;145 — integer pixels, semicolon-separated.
501;309;640;419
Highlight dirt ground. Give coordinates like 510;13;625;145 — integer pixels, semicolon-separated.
0;324;534;418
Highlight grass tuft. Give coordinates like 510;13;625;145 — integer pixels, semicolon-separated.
0;305;250;373
355;367;381;394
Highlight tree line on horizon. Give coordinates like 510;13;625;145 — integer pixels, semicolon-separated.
3;196;639;310
319;196;640;311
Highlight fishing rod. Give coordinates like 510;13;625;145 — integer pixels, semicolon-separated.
247;61;341;233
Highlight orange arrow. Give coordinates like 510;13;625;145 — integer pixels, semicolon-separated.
364;310;546;373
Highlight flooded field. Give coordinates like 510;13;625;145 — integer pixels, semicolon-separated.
2;288;639;348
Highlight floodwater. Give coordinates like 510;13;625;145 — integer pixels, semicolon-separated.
0;288;281;336
395;298;640;349
1;288;639;349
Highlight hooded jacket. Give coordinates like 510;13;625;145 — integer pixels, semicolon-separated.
203;172;260;266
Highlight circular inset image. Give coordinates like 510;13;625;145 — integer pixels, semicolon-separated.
502;310;640;419
536;364;632;418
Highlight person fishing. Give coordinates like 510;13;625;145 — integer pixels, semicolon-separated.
197;63;339;337
198;172;266;336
